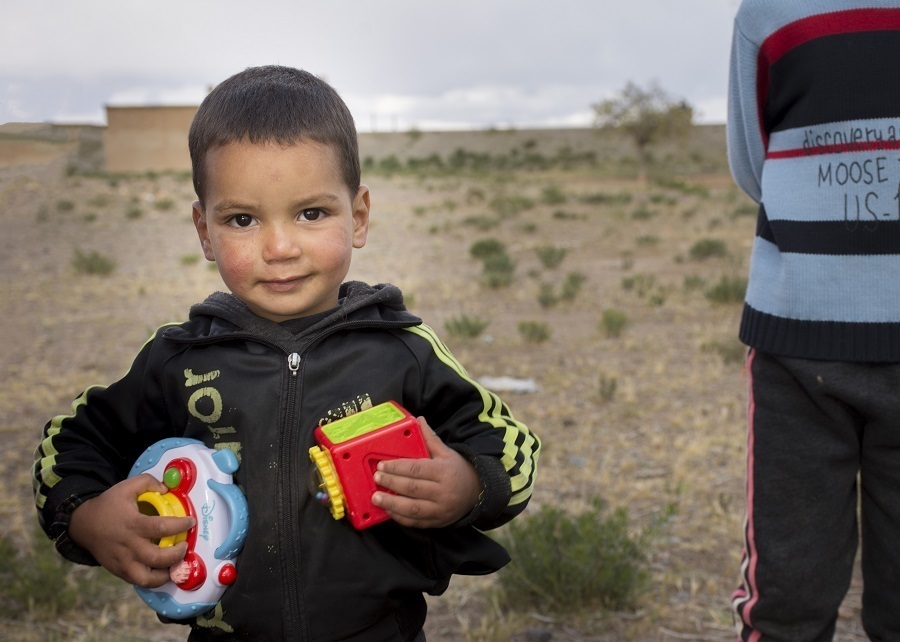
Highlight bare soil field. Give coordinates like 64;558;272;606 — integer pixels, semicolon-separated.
0;141;867;641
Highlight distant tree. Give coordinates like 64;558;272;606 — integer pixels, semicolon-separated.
592;81;693;180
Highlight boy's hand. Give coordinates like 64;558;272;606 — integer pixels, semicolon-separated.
371;417;481;529
68;474;195;588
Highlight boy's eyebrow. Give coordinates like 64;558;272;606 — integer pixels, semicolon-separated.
211;193;343;214
212;199;257;214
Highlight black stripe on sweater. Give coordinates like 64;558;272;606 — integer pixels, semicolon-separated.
740;304;900;362
766;31;900;134
756;203;900;255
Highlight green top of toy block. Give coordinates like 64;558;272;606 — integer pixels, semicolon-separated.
320;403;405;443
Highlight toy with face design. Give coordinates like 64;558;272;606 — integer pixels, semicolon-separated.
129;438;249;619
192;139;369;323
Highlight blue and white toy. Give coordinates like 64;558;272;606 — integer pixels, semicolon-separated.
128;438;249;620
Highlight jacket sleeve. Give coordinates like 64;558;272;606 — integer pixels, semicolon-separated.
32;329;176;564
399;324;540;531
727;10;766;203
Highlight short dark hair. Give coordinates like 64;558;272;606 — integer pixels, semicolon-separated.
189;65;360;203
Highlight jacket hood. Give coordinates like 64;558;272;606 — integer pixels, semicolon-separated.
165;281;419;353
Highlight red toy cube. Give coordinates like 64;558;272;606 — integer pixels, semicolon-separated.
308;401;429;529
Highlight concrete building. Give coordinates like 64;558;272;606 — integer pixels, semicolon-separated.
104;105;197;173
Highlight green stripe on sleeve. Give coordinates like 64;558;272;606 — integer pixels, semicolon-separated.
402;324;539;505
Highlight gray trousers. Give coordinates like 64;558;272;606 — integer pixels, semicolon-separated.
733;350;900;642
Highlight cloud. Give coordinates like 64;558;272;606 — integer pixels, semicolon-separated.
0;0;736;128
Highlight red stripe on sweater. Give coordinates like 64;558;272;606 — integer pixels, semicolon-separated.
767;139;900;160
755;9;900;149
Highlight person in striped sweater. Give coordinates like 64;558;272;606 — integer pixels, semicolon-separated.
727;2;900;640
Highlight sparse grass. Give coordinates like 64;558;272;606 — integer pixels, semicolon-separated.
732;203;758;217
493;499;674;614
445;314;490;339
56;199;75;212
72;248;116;276
471;238;516;288
579;191;632;205
0;524;123;618
518;320;551;343
706;275;747;304
153;197;175;211
537;272;586;307
683;274;707;292
552;210;584;221
535;245;567;269
482;253;516;288
180;253;201;265
630;206;656;221
463;215;498;230
537;283;558;308
490;194;535;217
601;308;628;338
470;238;507;261
689;238;728;260
703;339;747;364
653;177;710;197
622;273;657;297
560;272;586;301
649;193;677;206
598;374;618;402
87;194;111;208
541;184;567;205
126;206;143;220
4;130;754;641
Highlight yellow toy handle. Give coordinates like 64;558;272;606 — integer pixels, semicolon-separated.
308;446;346;520
136;491;188;548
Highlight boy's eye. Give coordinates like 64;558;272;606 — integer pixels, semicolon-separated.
230;214;255;228
299;209;324;222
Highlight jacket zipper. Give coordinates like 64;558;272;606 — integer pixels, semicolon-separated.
164;321;418;637
281;351;306;639
287;352;300;376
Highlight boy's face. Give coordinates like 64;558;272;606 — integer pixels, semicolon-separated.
192;139;369;323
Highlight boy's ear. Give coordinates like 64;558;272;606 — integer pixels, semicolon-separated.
352;185;370;249
192;201;215;261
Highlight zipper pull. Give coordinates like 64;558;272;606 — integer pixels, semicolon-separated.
287;352;300;377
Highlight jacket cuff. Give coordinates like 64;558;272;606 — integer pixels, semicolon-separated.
42;477;109;566
447;444;511;529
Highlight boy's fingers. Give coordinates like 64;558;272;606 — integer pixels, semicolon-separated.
131;564;175;589
377;455;440;481
126;472;168;496
136;515;194;541
372;492;422;521
135;540;188;578
417;417;452;458
374;468;443;500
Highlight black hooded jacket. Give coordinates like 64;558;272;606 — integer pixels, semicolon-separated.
33;281;540;640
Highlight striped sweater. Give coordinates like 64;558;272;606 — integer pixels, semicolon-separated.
728;0;900;361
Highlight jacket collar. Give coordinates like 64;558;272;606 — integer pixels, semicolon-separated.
175;281;419;350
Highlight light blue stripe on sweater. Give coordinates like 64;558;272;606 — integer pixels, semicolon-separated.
746;237;900;322
768;118;900;153
761;150;900;223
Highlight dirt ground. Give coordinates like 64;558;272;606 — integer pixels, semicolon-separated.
0;153;868;641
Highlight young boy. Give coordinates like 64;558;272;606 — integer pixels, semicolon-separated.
32;65;540;640
727;2;900;640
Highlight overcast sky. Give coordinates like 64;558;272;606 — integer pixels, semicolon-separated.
1;0;740;132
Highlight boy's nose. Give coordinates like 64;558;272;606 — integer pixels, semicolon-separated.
261;225;301;262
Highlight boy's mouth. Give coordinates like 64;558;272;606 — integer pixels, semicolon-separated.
261;276;306;292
